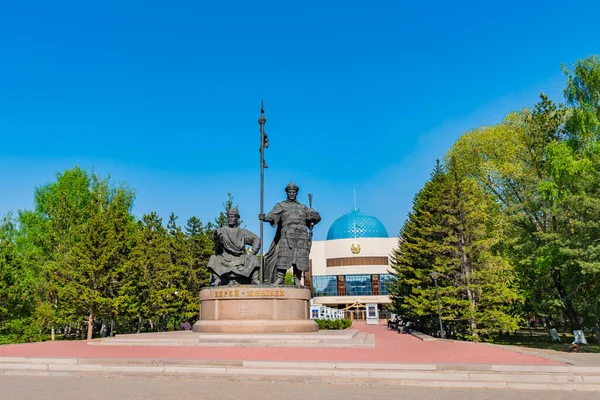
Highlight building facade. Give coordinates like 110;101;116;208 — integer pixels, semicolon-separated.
307;209;397;316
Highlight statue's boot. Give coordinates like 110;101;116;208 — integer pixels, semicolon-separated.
211;274;221;286
293;267;303;286
250;269;260;285
273;270;286;286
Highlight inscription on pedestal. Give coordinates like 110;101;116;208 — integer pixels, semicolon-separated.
214;289;287;298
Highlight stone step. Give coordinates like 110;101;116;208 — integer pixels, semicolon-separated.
90;329;374;348
2;358;600;390
101;329;361;341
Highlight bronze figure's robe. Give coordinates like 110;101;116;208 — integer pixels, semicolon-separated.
207;226;260;279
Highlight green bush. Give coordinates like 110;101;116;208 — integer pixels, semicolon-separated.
315;318;352;330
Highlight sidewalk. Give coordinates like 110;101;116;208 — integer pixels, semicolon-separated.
4;323;600;390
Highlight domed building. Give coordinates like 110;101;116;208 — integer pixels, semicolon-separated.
307;209;397;318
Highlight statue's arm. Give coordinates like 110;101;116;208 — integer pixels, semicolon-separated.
306;208;322;226
245;230;261;255
212;228;225;252
263;204;283;227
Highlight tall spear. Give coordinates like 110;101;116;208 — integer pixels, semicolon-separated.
258;101;268;284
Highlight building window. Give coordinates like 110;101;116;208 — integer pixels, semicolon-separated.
380;274;392;295
345;274;372;296
326;257;388;267
312;276;338;297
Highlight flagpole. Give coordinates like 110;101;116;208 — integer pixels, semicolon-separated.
258;101;267;284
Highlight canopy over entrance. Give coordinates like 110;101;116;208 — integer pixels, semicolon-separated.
342;301;366;311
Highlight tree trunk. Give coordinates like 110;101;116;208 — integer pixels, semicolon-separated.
459;232;478;340
594;314;600;345
136;316;142;334
465;279;478;339
51;326;56;341
552;272;582;330
87;313;93;340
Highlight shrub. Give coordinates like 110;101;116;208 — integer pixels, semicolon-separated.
315;318;352;330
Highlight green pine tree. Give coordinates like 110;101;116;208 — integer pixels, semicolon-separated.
184;216;212;291
120;212;171;332
388;161;521;340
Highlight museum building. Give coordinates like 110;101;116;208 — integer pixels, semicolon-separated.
306;209;397;317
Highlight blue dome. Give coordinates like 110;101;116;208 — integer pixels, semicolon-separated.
327;210;388;240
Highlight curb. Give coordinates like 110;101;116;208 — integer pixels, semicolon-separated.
2;357;600;390
409;331;437;341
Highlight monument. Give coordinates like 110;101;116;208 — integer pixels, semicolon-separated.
207;206;261;286
260;182;321;285
193;103;319;333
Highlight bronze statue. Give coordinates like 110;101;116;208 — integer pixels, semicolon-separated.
260;182;321;285
208;207;261;286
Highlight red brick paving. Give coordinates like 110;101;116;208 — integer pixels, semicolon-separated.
0;322;559;365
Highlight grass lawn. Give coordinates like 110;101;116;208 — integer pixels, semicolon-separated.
491;332;600;353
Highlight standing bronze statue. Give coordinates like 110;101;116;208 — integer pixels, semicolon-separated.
207;207;261;286
260;182;321;285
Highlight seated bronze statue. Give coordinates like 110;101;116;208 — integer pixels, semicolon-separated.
207;207;261;286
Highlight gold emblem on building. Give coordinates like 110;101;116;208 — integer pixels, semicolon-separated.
350;243;361;254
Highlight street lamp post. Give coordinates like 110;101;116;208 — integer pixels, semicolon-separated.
429;272;445;339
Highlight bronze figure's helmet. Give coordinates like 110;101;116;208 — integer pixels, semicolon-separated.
227;206;240;217
285;182;299;192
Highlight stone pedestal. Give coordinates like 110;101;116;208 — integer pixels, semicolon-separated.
193;285;318;333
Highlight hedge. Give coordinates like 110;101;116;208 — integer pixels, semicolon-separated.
315;318;352;330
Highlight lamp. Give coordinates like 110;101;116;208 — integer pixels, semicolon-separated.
429;272;445;339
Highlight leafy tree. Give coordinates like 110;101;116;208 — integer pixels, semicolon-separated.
60;176;135;339
448;75;600;338
0;214;39;342
559;55;600;341
17;167;94;337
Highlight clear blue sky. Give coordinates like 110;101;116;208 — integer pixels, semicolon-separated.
1;1;599;241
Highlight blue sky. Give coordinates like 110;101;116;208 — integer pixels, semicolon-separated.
1;1;599;241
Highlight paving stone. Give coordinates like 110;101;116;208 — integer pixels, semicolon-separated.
468;372;584;383
99;365;165;373
163;366;228;374
0;363;48;370
492;364;600;373
400;380;508;389
506;382;600;391
243;361;337;369
335;362;436;370
368;371;471;380
48;364;103;372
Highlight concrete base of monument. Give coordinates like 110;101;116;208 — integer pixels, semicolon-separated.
92;329;374;348
193;319;318;333
192;285;317;334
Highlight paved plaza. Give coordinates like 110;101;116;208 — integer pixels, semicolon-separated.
0;322;560;365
